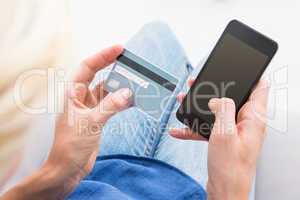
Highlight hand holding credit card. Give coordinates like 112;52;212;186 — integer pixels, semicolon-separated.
104;49;179;120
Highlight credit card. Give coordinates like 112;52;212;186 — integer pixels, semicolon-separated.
104;49;179;120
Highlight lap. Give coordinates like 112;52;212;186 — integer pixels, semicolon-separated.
99;21;208;186
100;21;190;157
100;107;158;157
153;76;208;187
154;134;208;187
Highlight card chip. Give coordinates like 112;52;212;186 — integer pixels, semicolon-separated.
107;79;120;89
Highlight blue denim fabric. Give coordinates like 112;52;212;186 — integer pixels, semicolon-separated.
99;21;209;188
98;22;256;199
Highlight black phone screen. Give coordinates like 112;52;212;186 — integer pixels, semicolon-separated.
191;33;268;117
178;32;271;136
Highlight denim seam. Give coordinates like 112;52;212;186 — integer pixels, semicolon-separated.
148;63;191;157
145;128;155;157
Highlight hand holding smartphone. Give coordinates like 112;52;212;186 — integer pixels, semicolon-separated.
176;20;278;139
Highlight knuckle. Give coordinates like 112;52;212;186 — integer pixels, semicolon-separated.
255;119;267;132
80;60;92;71
89;110;106;126
108;95;123;110
88;113;99;123
99;52;112;66
79;60;86;68
222;97;235;107
248;102;267;117
210;132;230;144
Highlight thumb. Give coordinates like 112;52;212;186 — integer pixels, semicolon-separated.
208;98;237;136
71;82;88;103
91;88;132;124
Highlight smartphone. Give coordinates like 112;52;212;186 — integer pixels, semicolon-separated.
176;20;278;139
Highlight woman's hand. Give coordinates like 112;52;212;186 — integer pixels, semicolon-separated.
1;45;132;200
46;45;132;188
170;79;270;200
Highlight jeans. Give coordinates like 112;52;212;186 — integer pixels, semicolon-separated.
96;21;256;199
99;21;209;188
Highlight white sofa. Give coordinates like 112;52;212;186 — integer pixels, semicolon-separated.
256;111;300;200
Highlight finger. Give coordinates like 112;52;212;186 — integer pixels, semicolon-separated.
70;82;88;103
176;78;196;103
187;78;195;88
73;45;123;84
63;88;88;124
169;128;208;141
176;92;186;103
72;98;88;109
91;88;132;124
84;90;99;108
81;81;108;108
250;79;270;109
237;80;270;132
209;98;237;136
92;80;108;102
237;80;270;122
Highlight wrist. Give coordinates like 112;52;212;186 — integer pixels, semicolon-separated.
39;163;81;198
2;163;81;200
206;179;249;200
33;162;82;199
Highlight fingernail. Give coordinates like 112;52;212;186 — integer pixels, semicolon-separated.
120;88;132;100
209;98;218;107
169;128;176;132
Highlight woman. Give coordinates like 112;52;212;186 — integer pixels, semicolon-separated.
1;20;269;199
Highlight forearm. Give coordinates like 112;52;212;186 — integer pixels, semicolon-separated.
1;164;80;200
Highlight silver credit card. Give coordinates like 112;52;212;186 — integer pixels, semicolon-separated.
104;49;178;120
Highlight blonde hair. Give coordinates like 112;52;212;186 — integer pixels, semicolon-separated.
0;0;71;187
